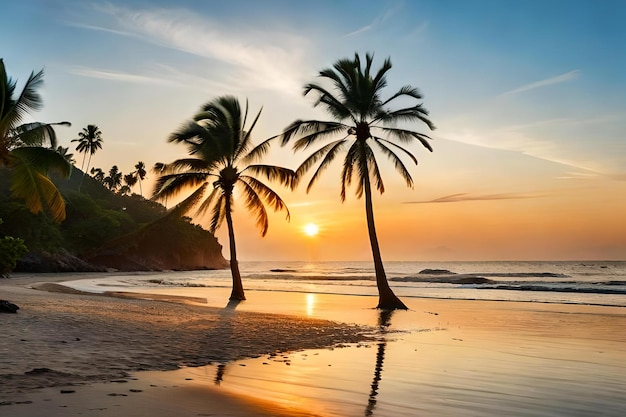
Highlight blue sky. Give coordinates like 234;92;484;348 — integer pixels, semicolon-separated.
3;0;625;260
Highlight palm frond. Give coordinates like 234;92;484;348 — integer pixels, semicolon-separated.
241;135;277;164
381;85;423;105
9;151;66;222
208;194;227;234
303;83;354;122
195;185;220;216
235;103;262;161
237;178;269;236
152;172;209;202
365;145;385;195
15;68;44;121
168;183;208;217
292;121;346;151
240;175;290;219
10;146;72;178
372;138;414;188
373;137;418;165
295;139;345;177
12;121;71;148
243;164;296;189
377;126;433;151
299;140;346;193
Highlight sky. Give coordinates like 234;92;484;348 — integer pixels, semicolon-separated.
2;0;625;262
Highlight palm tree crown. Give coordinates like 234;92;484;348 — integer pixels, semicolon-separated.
153;96;295;300
0;59;71;222
280;52;435;309
72;124;103;191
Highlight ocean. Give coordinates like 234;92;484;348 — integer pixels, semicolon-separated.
64;260;626;307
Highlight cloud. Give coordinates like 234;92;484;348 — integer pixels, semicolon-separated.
500;70;580;96
69;66;178;85
404;192;542;204
80;4;310;97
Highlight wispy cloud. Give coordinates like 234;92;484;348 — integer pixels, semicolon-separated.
404;192;542;204
500;70;580;96
344;5;402;37
70;66;179;85
78;4;310;97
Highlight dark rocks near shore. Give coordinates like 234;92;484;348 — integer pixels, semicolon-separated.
0;300;19;313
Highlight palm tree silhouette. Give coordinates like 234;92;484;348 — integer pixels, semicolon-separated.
134;161;147;196
281;53;435;310
72;124;103;191
103;165;122;192
0;59;72;222
153;96;295;300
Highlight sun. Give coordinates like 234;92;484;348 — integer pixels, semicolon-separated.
303;223;319;237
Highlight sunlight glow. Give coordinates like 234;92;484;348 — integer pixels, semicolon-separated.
306;293;316;316
304;223;319;237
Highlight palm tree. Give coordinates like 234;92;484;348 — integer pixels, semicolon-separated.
103;165;122;191
90;167;105;183
72;124;103;191
122;172;138;195
153;96;295;300
280;53;435;310
55;146;75;164
0;59;72;222
134;161;147;196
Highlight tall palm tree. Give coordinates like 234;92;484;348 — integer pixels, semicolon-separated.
72;124;103;191
134;161;147;196
280;53;435;310
0;59;72;222
123;172;138;195
153;96;295;300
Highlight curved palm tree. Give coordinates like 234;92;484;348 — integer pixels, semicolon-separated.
0;59;72;222
72;124;103;191
134;161;147;196
280;53;435;310
153;96;295;300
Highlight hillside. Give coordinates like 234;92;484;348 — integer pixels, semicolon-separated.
0;167;228;272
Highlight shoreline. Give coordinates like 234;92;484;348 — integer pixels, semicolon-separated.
2;274;626;416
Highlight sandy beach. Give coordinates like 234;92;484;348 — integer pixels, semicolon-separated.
2;273;626;416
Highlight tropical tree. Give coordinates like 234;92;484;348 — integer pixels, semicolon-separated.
280;53;435;310
56;146;75;164
90;167;105;183
153;96;295;300
134;161;147;196
72;124;103;191
103;165;122;191
0;59;72;222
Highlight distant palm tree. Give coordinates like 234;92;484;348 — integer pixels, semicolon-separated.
103;165;122;191
0;59;72;222
134;161;147;196
280;53;435;310
123;172;138;193
153;96;295;300
90;167;105;183
72;124;103;191
56;146;75;164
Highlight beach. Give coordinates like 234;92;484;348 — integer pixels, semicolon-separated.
2;272;626;416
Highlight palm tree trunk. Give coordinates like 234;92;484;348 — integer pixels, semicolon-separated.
225;195;245;300
79;153;93;192
360;146;407;310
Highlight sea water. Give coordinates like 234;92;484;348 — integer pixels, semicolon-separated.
64;260;626;307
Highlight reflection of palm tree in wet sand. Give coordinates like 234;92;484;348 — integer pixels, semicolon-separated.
365;310;394;416
213;298;243;385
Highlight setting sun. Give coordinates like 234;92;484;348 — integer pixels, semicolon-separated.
304;223;319;237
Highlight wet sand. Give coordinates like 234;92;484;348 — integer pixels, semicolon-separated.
2;273;626;416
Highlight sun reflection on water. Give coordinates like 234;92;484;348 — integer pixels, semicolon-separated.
306;293;316;316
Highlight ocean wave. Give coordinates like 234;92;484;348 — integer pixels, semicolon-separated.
479;285;626;295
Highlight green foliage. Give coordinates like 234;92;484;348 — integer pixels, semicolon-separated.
0;219;28;277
